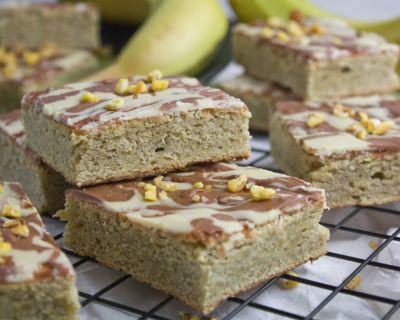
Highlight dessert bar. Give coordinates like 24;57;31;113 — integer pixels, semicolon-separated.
58;162;329;314
233;14;399;99
270;96;400;207
0;111;70;213
220;74;298;132
0;45;98;112
0;181;79;319
0;2;99;49
22;74;251;187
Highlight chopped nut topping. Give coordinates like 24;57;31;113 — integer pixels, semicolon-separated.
358;111;369;122
11;223;29;238
345;275;361;290
0;241;12;255
114;78;130;95
356;129;367;140
287;21;304;38
282;271;300;289
250;185;276;201
346;123;367;140
373;120;395;135
128;80;148;95
205;185;212;192
308;24;325;35
104;98;124;111
307;113;325;128
193;182;204;189
192;194;201;202
276;31;290;42
154;176;177;192
144;190;157;202
1;204;21;218
144;183;156;192
80;91;100;103
159;191;168;201
23;50;40;66
227;175;248;193
267;17;285;28
147;69;163;82
0;184;3;193
151;79;170;92
368;240;379;250
364;118;381;134
260;27;274;38
3;219;20;228
332;103;352;118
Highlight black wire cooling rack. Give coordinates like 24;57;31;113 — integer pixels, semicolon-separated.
43;131;400;320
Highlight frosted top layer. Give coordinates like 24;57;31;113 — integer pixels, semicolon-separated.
235;16;399;61
22;76;247;132
0;182;74;284
67;163;325;246
274;95;400;158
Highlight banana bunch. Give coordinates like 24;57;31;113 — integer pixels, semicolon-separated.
230;0;400;44
84;0;228;80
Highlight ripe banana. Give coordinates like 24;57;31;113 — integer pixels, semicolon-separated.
87;0;228;80
230;0;400;44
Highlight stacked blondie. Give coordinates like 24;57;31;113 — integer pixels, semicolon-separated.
227;12;400;207
4;68;328;313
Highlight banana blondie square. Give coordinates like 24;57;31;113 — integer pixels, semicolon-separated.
58;162;329;314
270;96;400;207
0;181;80;320
0;45;98;112
233;14;399;100
22;74;251;187
0;111;71;213
220;75;298;132
0;2;99;49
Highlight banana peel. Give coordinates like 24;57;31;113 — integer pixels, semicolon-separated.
86;0;228;81
229;0;400;44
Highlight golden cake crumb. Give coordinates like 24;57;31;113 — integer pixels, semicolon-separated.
227;175;248;193
114;78;130;95
23;50;40;66
368;240;379;250
151;79;170;91
11;223;29;238
80;91;100;103
282;271;300;289
1;204;21;218
147;69;163;82
345;275;361;290
193;182;204;189
307;113;325;128
250;185;276;201
192;194;201;202
128;80;148;95
104;98;124;111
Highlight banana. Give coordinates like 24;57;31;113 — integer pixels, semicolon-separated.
86;0;228;80
230;0;400;44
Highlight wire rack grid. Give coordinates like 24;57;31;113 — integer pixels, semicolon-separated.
43;131;400;320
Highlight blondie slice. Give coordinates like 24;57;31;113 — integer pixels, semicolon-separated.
233;14;399;99
0;111;71;213
220;75;298;132
22;74;251;187
0;44;98;112
0;181;79;320
270;96;400;207
57;162;329;314
0;2;99;49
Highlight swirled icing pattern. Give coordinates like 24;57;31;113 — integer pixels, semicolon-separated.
67;163;325;245
0;182;74;284
235;17;399;61
22;76;247;132
274;95;400;158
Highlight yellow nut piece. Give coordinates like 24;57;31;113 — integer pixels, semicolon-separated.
11;224;29;238
151;79;169;91
368;240;379;250
287;21;304;37
308;24;325;35
345;275;361;290
260;27;274;38
332;104;350;118
114;78;130;95
1;204;21;218
227;175;248;193
144;183;156;192
282;271;300;289
0;241;12;254
0;184;3;193
276;31;289;42
356;129;367;140
3;219;20;228
373;120;394;135
104;98;124;111
159;191;168;201
144;190;157;201
154;176;176;192
192;194;201;202
23;50;40;66
250;185;276;201
307;113;325;128
80;92;100;103
193;182;204;189
128;80;148;95
147;69;163;82
358;111;369;122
